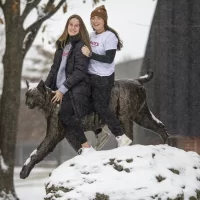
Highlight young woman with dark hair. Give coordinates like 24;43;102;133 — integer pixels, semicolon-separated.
81;6;132;147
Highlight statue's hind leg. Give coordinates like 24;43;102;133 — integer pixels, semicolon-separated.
134;103;170;144
119;117;134;142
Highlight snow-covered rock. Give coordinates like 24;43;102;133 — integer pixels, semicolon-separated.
45;145;200;200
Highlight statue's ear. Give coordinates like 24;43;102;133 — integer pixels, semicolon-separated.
37;80;46;94
26;80;29;89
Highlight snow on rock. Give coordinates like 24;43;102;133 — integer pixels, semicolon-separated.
44;145;200;200
0;190;17;200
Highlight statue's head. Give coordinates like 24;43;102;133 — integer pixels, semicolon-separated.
25;80;48;109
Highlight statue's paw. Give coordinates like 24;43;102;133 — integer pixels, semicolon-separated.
159;126;169;144
165;136;173;146
20;165;31;179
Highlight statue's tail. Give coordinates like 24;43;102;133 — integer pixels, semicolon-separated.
137;70;153;84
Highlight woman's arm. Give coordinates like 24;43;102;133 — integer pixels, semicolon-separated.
81;46;116;64
90;49;116;64
63;42;89;90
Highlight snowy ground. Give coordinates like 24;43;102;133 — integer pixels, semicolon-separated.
13;144;200;200
15;167;54;200
46;145;200;200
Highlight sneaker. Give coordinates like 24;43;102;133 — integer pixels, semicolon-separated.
78;146;96;155
116;134;132;147
95;130;110;150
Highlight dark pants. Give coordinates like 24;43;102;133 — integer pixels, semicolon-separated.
59;92;87;144
90;73;124;137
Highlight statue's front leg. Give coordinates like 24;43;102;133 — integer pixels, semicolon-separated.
20;130;64;179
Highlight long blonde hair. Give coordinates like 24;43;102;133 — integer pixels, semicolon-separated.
58;14;91;50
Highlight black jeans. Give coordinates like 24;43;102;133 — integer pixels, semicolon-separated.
90;73;124;137
59;92;87;144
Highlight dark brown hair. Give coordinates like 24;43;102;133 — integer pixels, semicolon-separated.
58;14;91;50
91;21;123;51
105;24;123;51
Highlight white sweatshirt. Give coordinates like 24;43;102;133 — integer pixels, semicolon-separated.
88;30;118;76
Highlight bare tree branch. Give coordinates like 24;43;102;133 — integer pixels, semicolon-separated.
25;0;65;34
23;0;65;56
44;0;55;13
83;0;104;6
22;24;40;56
21;0;41;20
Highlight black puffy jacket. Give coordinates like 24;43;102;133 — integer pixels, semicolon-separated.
45;39;90;97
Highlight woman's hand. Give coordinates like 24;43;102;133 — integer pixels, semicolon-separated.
51;90;63;104
81;45;91;57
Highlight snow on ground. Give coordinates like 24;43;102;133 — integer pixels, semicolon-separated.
14;145;200;200
45;145;200;200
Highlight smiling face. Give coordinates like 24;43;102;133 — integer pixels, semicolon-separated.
91;16;105;33
67;18;80;36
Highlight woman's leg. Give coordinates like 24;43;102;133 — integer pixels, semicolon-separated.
59;93;88;146
90;73;124;137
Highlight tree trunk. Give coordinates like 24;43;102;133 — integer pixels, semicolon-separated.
0;52;23;200
137;0;200;144
0;1;23;199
